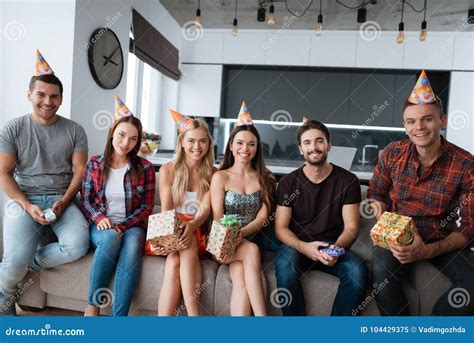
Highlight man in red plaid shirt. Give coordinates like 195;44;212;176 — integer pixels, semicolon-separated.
368;70;473;316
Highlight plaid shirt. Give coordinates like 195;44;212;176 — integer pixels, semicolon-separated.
80;154;155;232
368;137;473;243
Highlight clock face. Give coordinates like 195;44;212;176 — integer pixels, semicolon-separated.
87;28;124;89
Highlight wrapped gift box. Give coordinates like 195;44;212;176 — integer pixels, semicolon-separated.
146;210;183;255
370;211;414;249
206;215;241;258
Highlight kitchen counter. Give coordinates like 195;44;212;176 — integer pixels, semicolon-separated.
146;153;374;181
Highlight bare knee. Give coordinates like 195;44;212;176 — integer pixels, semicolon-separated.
179;236;198;258
229;262;246;288
165;253;181;282
242;241;261;262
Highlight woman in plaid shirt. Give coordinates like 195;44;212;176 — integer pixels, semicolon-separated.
81;114;155;316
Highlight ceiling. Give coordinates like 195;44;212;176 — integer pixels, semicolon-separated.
160;0;474;32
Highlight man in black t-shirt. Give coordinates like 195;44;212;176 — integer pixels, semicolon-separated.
274;120;367;316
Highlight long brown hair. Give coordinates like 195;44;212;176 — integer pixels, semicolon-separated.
172;119;215;206
103;116;143;180
220;125;276;214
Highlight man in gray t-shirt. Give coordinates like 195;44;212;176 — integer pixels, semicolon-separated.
0;71;90;315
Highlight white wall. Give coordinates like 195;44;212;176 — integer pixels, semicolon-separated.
0;0;5;120
178;64;223;118
1;0;76;123
182;29;474;71
447;72;474;152
70;0;131;157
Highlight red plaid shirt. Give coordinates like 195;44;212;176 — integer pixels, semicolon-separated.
80;155;156;232
368;137;473;243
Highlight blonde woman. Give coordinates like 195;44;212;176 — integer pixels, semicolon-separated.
151;111;214;316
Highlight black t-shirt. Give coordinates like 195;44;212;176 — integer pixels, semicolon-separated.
276;164;361;243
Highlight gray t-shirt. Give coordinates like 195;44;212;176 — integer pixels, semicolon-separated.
0;114;88;195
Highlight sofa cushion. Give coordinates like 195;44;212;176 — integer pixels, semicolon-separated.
406;261;451;315
39;251;219;316
40;253;93;301
132;256;218;315
17;271;47;310
213;251;340;316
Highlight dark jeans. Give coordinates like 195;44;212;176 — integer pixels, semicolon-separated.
274;244;368;316
248;225;281;253
372;246;474;316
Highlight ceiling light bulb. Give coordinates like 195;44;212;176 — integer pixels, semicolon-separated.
195;7;201;25
396;30;405;44
396;22;404;44
267;4;275;25
232;18;238;36
315;14;323;36
267;13;275;25
419;20;427;41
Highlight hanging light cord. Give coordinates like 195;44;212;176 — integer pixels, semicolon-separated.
234;0;238;19
319;0;322;15
284;0;313;18
198;0;200;9
400;0;405;23
423;0;427;21
404;0;425;13
336;0;372;10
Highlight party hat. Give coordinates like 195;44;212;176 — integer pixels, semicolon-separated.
302;116;309;124
169;109;194;133
408;70;436;104
34;49;54;76
236;101;254;126
115;96;133;120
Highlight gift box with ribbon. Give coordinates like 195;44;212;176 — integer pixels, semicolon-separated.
370;211;414;249
206;215;241;258
145;210;183;255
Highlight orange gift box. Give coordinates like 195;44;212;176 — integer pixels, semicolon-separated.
370;211;414;249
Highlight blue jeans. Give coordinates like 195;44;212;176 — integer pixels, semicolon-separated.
248;225;281;253
0;195;90;315
88;224;145;316
275;244;368;316
372;246;474;316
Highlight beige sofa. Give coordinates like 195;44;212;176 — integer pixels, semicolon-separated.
15;173;452;315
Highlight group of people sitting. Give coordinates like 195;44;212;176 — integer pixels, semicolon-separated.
0;51;472;317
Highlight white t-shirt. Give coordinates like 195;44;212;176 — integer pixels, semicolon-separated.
175;191;198;216
105;166;128;225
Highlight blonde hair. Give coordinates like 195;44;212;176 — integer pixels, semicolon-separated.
172;119;215;206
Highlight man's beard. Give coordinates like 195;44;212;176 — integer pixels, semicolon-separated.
305;150;328;166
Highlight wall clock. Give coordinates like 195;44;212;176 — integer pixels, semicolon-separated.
87;28;124;89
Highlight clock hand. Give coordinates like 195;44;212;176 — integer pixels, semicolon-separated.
103;47;121;66
106;46;120;60
103;55;119;66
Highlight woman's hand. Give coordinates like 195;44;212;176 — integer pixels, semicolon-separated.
150;244;168;256
179;222;196;249
97;217;113;230
235;232;243;247
214;234;242;264
215;253;232;264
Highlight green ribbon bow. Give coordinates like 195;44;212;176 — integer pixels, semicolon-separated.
220;214;239;227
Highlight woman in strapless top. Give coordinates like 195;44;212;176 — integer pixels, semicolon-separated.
211;119;276;316
154;117;215;316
